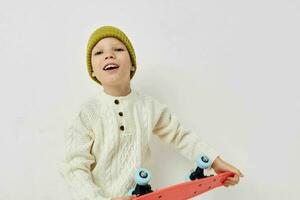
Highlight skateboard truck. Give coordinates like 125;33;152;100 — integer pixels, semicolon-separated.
186;153;213;181
127;168;153;197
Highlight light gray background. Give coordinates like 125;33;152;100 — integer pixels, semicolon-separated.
0;0;299;199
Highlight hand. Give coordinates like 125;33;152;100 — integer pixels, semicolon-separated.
112;195;137;200
211;156;244;187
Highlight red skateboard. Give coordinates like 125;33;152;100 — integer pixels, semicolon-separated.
127;154;235;200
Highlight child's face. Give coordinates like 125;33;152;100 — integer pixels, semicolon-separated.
91;37;133;87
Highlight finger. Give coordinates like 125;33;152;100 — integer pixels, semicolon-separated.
225;163;244;178
225;176;240;185
224;180;237;186
234;169;244;177
224;181;233;187
227;178;239;185
224;182;230;187
227;175;240;183
226;179;237;185
238;170;244;177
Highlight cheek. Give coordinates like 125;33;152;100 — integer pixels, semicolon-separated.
120;53;132;67
91;56;97;67
91;57;102;71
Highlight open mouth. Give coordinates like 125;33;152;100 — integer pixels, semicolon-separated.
103;63;120;71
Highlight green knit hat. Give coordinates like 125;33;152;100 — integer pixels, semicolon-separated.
86;25;137;85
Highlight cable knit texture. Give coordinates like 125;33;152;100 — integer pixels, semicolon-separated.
59;89;219;200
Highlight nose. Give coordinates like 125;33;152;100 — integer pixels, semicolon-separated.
104;51;116;60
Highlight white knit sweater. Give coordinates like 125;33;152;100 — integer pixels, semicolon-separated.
59;89;219;200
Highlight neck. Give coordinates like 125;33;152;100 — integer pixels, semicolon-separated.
103;84;132;97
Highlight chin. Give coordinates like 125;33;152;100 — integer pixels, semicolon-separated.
101;79;123;86
104;79;131;87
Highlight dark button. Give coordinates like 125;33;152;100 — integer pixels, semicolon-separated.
114;99;119;104
120;125;125;131
119;112;123;116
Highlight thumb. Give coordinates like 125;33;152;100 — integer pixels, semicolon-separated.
236;169;244;177
229;167;244;178
213;157;244;177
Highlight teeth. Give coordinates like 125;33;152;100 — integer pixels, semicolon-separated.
104;64;118;70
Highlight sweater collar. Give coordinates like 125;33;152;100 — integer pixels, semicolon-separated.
99;88;136;104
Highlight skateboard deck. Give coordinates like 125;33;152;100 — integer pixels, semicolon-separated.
133;171;235;200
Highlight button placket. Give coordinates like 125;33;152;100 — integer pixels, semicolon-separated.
114;99;125;132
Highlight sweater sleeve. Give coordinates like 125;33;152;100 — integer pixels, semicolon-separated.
152;100;219;168
59;106;110;200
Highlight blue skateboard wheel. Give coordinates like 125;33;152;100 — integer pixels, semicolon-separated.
185;173;191;182
197;153;211;169
127;188;135;196
135;168;151;185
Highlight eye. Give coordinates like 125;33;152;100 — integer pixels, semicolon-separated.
115;48;124;51
94;51;102;55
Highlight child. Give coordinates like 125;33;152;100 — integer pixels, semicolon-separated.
60;25;244;200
